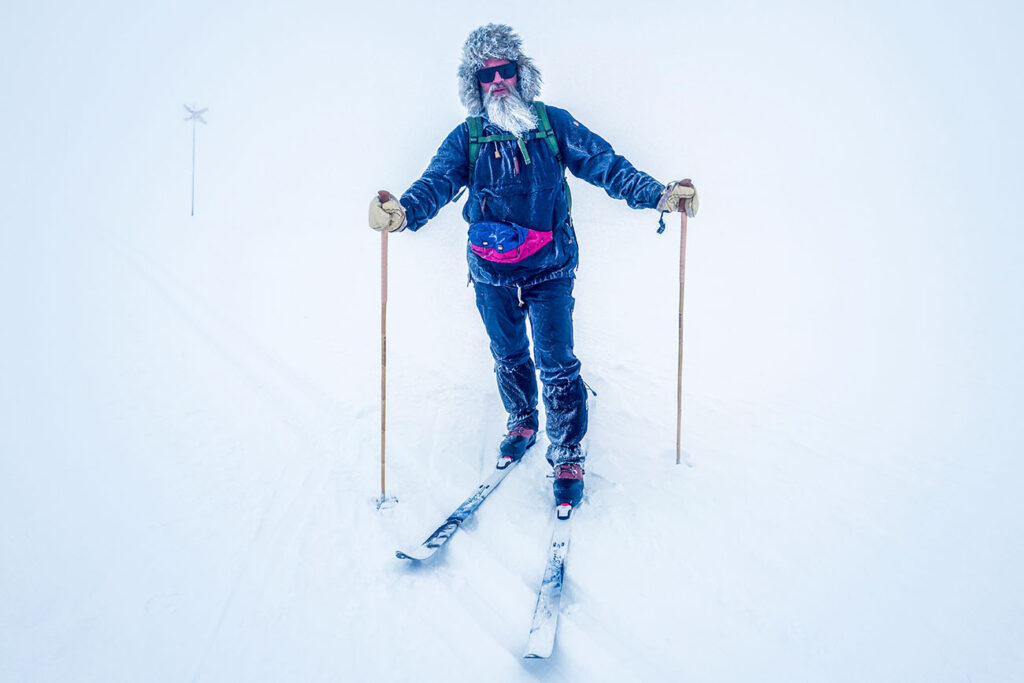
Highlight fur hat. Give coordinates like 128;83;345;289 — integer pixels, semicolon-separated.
458;24;542;116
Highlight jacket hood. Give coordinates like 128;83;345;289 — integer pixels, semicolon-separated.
458;24;542;116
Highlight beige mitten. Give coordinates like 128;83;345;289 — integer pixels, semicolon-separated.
656;180;699;218
368;194;407;232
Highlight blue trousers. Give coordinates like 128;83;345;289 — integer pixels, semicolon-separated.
473;276;588;449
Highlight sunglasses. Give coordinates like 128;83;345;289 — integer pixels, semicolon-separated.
476;62;518;84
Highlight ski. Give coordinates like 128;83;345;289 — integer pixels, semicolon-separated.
395;457;522;561
523;504;573;658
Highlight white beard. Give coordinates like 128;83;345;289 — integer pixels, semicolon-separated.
482;87;538;138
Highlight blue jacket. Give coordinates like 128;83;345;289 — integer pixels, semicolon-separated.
400;105;665;287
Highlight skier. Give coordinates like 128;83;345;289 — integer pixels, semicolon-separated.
369;24;698;509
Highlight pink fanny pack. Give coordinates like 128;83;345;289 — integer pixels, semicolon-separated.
468;221;553;263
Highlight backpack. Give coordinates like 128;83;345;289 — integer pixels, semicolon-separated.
457;100;572;217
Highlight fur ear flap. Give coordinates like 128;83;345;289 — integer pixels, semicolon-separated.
458;24;543;116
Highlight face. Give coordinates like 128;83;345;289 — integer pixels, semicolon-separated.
479;58;518;99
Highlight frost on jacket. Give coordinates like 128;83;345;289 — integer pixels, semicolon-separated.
400;105;665;287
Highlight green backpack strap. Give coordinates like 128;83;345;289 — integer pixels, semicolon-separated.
466;115;483;183
452;115;483;202
532;101;563;167
533;101;572;216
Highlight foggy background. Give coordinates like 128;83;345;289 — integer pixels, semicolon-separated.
2;0;1022;679
4;0;1020;456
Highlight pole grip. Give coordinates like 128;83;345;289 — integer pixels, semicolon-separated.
378;190;391;204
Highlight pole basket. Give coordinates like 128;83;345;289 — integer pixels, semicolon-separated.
375;494;399;510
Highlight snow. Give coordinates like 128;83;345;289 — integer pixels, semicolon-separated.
2;1;1023;681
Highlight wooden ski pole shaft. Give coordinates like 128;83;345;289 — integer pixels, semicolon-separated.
676;184;691;465
379;190;390;500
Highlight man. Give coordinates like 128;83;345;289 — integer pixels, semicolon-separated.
369;24;697;510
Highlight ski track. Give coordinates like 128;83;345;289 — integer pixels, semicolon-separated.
105;233;348;428
5;220;1021;681
98;233;367;681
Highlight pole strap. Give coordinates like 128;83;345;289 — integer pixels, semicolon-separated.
657;210;669;233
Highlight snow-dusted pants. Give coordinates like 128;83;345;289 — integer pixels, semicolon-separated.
473;277;588;449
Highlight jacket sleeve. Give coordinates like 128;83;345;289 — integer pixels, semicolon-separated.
399;123;470;232
547;106;665;210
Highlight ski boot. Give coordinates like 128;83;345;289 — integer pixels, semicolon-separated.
552;461;584;503
496;426;536;469
548;443;584;519
547;444;584;517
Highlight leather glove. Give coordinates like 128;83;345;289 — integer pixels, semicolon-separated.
368;193;407;232
656;179;699;218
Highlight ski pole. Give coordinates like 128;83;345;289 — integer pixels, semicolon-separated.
676;180;692;465
377;190;394;508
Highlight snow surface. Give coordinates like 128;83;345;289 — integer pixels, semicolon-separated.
2;1;1023;681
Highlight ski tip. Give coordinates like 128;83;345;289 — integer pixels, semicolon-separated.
524;642;554;659
396;545;438;562
395;549;424;561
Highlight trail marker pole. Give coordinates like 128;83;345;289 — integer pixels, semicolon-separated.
183;104;207;216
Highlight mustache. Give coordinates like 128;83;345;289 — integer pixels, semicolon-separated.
483;86;515;104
